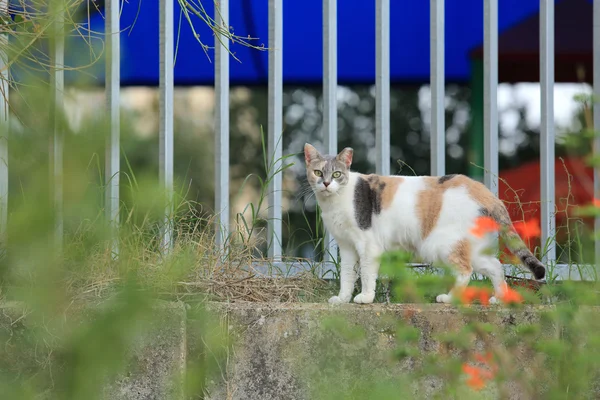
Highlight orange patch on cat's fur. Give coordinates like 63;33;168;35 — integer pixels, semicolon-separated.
447;239;472;274
447;176;512;225
361;174;404;210
417;178;445;239
417;174;505;239
450;176;497;210
380;176;404;209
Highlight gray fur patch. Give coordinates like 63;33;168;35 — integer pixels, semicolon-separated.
518;252;546;280
478;200;545;280
354;176;382;230
479;207;491;217
479;203;512;226
438;174;457;184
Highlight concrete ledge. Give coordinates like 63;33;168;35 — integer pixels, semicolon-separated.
203;302;592;400
3;300;599;399
102;301;187;400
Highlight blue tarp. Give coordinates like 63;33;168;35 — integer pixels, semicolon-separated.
67;0;560;86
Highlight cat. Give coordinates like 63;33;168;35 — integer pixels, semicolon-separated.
303;143;545;305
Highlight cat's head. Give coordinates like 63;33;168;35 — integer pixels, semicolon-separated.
304;143;353;196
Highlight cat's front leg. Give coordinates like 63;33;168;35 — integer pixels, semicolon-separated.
353;245;380;304
328;243;358;304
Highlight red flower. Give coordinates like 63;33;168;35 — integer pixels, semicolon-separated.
500;285;524;304
470;216;500;238
462;364;487;390
459;287;492;306
460;287;479;304
476;287;492;306
513;218;541;240
474;352;498;375
463;352;498;391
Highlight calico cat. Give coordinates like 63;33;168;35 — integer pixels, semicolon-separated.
304;143;545;305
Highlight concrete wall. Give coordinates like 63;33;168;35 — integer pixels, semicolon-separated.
204;303;561;400
1;301;598;399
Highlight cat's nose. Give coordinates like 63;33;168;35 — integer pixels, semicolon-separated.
323;181;330;188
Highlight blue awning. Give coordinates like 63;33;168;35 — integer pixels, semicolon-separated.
58;0;572;86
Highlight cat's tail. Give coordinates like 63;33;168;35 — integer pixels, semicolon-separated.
501;229;546;280
486;202;546;280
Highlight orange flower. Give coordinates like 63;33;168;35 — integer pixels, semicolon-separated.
463;351;498;391
513;218;541;239
470;216;500;238
474;352;498;375
593;198;600;208
474;352;492;364
459;287;492;306
500;286;524;304
460;287;479;304
477;287;492;306
462;364;487;391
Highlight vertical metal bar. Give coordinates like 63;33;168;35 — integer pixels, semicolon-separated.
484;0;499;195
105;0;120;257
159;0;174;252
322;0;337;264
375;0;390;176
215;0;230;249
594;0;600;267
430;0;445;177
540;0;555;265
0;0;8;240
51;1;64;252
267;0;283;260
215;0;229;248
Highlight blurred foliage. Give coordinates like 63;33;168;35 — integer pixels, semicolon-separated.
292;248;600;400
1;2;600;399
0;97;226;400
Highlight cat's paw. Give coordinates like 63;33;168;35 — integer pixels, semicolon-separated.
328;296;348;305
489;296;499;305
436;294;452;304
353;292;375;304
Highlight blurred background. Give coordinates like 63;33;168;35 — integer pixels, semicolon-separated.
8;0;597;264
4;2;600;398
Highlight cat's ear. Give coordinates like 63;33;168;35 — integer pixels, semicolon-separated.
304;143;321;165
337;147;353;168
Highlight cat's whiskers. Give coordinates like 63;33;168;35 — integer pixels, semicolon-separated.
296;178;313;191
295;187;315;201
292;179;320;210
301;192;316;208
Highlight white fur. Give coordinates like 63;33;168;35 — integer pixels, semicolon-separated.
317;172;505;305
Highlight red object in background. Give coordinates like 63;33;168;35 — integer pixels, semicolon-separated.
497;156;594;260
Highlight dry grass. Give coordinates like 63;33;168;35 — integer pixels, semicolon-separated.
60;210;330;305
177;272;327;303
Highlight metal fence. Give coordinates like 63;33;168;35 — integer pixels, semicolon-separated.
2;0;599;279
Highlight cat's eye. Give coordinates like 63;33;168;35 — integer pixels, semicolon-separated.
314;170;323;177
332;171;342;178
